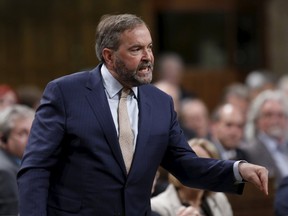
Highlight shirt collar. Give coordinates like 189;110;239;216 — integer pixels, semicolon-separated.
100;64;138;99
258;132;279;151
213;138;237;160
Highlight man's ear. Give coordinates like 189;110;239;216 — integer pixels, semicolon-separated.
102;48;114;66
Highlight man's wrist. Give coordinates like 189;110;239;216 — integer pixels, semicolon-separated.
233;160;247;183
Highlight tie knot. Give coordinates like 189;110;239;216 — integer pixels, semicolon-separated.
120;88;131;98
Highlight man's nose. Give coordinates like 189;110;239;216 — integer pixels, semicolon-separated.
142;48;153;61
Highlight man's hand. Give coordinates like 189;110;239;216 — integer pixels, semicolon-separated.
239;162;269;195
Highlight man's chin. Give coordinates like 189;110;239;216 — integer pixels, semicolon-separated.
267;128;285;140
135;74;152;85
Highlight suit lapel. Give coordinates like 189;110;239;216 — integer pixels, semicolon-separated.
129;87;152;177
85;65;127;174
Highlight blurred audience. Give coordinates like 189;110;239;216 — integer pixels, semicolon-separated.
210;103;248;160
221;83;250;118
151;138;233;216
245;69;276;101
152;166;170;198
0;104;35;215
243;89;288;185
155;52;195;100
274;176;288;216
0;84;18;111
277;74;288;97
17;85;42;110
179;98;210;139
154;80;181;114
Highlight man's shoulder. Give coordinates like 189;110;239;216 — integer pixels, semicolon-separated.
53;67;98;84
45;66;101;92
139;84;173;99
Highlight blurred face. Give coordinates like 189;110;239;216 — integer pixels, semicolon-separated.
212;105;244;150
106;24;154;88
226;95;249;117
0;91;17;111
182;101;209;138
5;117;33;158
161;59;183;85
257;100;288;140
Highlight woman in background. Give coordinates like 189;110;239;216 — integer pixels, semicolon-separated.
151;138;233;216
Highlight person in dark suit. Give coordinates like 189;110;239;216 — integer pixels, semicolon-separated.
17;13;268;216
210;103;248;161
0;105;34;215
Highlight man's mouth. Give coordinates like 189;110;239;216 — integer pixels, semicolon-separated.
138;63;153;74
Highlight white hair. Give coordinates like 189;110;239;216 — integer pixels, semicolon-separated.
0;104;35;141
245;89;288;142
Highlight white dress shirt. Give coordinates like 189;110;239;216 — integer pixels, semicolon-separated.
101;64;139;151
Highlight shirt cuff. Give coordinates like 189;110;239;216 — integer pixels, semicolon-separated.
233;160;247;183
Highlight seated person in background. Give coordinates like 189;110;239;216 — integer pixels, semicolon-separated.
243;89;288;185
0;84;18;111
277;74;288;97
0;105;35;215
220;83;250;119
274;176;288;216
179;98;210;139
154;52;195;100
245;69;276;102
154;80;181;114
151;138;233;216
210;103;248;160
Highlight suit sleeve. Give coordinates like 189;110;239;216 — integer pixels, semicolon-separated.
160;97;244;194
17;81;66;216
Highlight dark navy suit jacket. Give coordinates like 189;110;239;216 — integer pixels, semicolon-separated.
17;64;244;216
275;176;288;216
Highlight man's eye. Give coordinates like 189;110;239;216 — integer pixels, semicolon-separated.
131;48;140;52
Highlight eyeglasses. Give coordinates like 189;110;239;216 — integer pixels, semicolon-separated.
259;112;287;119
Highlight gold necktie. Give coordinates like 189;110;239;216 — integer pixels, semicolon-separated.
118;88;134;173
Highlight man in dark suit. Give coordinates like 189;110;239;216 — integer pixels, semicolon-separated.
17;14;268;216
210;103;248;161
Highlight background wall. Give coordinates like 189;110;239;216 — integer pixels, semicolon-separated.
0;0;287;110
267;0;288;75
0;0;149;87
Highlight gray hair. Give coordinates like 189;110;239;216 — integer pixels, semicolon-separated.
211;103;233;122
156;52;184;74
95;14;146;63
0;104;35;142
245;70;276;90
245;89;288;141
222;83;249;101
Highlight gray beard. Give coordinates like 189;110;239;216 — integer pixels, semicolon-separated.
267;126;286;140
114;58;153;86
